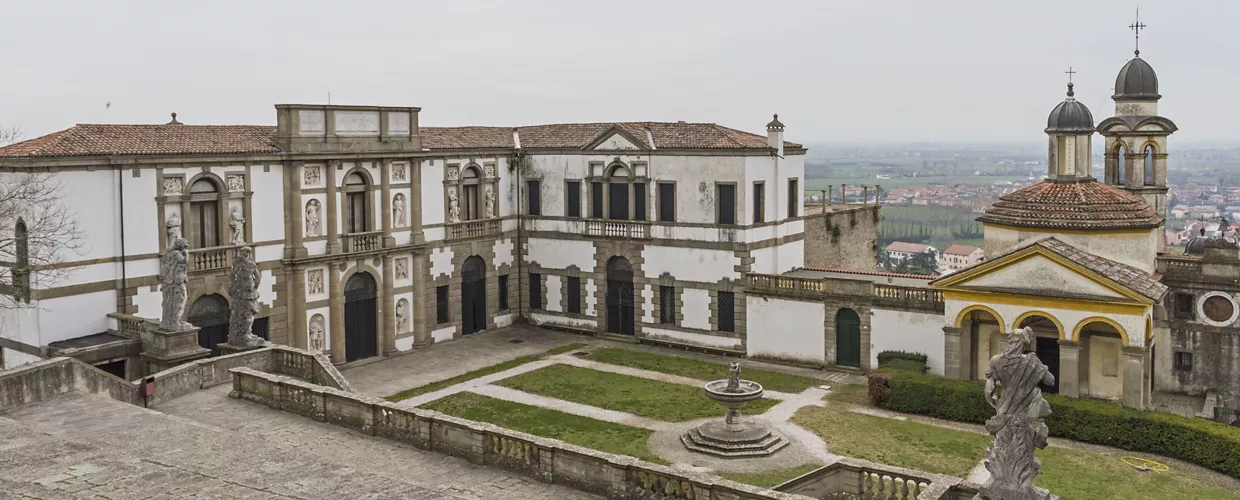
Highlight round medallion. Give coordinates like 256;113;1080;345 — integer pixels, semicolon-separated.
1198;292;1239;327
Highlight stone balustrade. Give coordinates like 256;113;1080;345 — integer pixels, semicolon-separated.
774;457;955;500
746;273;945;313
585;220;651;239
107;312;148;338
1159;254;1203;278
229;367;814;500
748;274;827;296
342;230;383;252
872;284;945;313
189;245;238;272
447;219;501;241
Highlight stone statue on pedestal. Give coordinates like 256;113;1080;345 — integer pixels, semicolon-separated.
227;246;264;347
159;238;191;331
229;206;246;245
726;362;741;392
975;327;1059;500
447;189;461;223
166;212;182;246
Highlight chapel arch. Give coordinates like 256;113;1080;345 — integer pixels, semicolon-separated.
1016;311;1065;393
957;305;1004;380
1073;317;1128;401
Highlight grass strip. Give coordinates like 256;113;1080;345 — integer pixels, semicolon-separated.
422;392;665;464
1035;446;1240;500
588;348;821;393
496;364;778;422
384;342;588;402
718;464;823;488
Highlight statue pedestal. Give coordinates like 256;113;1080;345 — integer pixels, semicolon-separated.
140;323;210;374
218;341;268;355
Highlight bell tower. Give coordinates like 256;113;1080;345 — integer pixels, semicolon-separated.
1044;77;1094;181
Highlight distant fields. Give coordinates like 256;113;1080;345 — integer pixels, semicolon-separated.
804;175;1029;191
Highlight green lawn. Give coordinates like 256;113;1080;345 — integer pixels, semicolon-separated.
792;405;990;477
1035;446;1240;500
719;464;823;488
496;364;779;422
588;348;821;393
384;343;588;402
421;392;665;464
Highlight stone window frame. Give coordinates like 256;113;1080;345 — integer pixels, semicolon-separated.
823;300;873;371
652;273;683;327
752;181;766;224
586;159;649;222
1173;351;1193;371
707;278;744;337
340;166;377;234
558;266;589;317
443;161;499;223
787;177;800;219
156;169;253;253
591;242;645;336
714;181;739;226
655;180;677;223
1197;291;1239;327
564;179;583;217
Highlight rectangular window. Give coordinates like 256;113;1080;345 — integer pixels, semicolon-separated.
529;273;542;310
717;291;735;332
787;179;799;218
634;183;647;220
717;184;735;225
462;185;479;221
657;182;675;222
436;285;449;324
190;201;218;248
566;181;581;217
1174;292;1195;320
753;183;765;224
527;180;541;215
346;192;367;232
251;317;270;340
567;277;581;314
1174;351;1193;371
609;183;629;220
498;275;509;310
659;286;675;324
591;182;604;218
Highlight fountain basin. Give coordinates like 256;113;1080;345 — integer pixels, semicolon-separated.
682;379;788;458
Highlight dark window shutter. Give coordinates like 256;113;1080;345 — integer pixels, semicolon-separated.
436;286;449;324
529;273;542;309
658;183;675;222
566;182;581;217
753;183;765;223
659;286;675;324
717;185;735;225
591;182;604;218
718;291;735;332
498;275;509;310
527;180;541;215
567;277;581;313
788;179;798;218
634;183;646;220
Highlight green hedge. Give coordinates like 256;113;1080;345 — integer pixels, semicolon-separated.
876;351;929;373
868;371;1240;478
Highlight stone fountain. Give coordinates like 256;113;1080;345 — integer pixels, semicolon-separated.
681;362;788;457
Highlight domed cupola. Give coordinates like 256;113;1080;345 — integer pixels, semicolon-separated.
1113;56;1160;101
1185;228;1207;257
1046;83;1095;134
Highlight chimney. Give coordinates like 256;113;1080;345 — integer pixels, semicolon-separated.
766;114;784;156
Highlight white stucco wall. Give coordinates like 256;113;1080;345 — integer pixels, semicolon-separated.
746;295;825;364
545;275;563;313
871;308;948;375
643;327;741;349
983;225;1160;273
681;288;712;330
527;237;594;271
643;246;736;283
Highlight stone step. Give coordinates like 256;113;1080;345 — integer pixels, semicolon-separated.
684;428;783;451
679;433;789;458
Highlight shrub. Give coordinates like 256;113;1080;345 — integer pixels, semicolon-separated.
876;351;929;373
867;371;1240;478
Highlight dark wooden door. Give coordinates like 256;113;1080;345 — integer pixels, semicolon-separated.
344;273;378;362
605;257;634;335
1035;337;1060;394
461;256;486;335
836;308;862;368
188;294;229;355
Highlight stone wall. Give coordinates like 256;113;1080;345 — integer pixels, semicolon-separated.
774;457;960;500
802;205;879;271
228;367;813;500
0;357;140;409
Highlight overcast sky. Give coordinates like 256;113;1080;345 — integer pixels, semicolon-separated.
1;1;1236;144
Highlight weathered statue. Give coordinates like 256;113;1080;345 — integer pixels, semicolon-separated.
229;206;245;245
447;189;461;223
226;246;264;347
395;300;407;333
159;238;191;331
308;315;325;352
975;327;1059;500
485;186;495;218
305;200;321;236
393;194;406;228
726;362;741;392
165;212;182;246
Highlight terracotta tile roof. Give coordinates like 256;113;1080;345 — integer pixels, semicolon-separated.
977;179;1164;230
886;242;934;253
510;121;802;150
0;124;279;158
943;244;982;256
419;126;514;149
801;266;936;280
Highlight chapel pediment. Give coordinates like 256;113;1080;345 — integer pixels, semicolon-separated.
585;125;649;151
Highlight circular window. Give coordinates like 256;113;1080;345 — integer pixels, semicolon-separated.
1198;292;1239;327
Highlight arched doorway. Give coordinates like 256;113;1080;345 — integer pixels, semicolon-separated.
1077;319;1126;401
835;308;861;368
344;272;378;362
958;307;1005;380
188;294;230;355
461;256;487;335
606;257;634;335
1018;314;1063;393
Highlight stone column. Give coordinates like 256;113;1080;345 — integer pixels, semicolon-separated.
326;161;340;254
411;159;424;244
942;326;965;380
412;251;430;346
382;254;396;355
329;264;345;363
960;320;975;381
1057;339;1081;397
380;160;393;248
1122;346;1147;409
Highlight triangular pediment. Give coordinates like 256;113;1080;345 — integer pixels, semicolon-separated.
585;125;648;151
933;243;1152;304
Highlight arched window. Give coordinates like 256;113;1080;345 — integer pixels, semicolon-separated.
460;167;481;221
593;163;646;221
1114;144;1127;186
188;179;221;248
343;172;369;233
13;217;29;303
1144;145;1156;186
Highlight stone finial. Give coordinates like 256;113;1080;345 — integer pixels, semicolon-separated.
168;112;182;125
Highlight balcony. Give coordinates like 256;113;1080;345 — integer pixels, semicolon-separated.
189;245;239;273
446;219;501;241
585;220;651;239
747;274;826;296
342;231;383;253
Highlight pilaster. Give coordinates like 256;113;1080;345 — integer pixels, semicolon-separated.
289;265;307;349
942;326;964;380
1122;346;1147;409
329;263;345;362
382;254;397;354
380;160;394;247
1057;339;1081;398
411;159;425;244
959;320;975;381
326;160;341;254
412;251;430;346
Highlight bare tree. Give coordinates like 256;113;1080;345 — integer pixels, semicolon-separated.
0;125;86;308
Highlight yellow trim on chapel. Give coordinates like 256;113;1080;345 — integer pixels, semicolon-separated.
981;221;1157;236
943;290;1149;317
1072;316;1132;347
954;305;1007;331
934;243;1155;306
1012;310;1066;339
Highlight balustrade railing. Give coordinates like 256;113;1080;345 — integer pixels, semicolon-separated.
107;312;148;338
447;219;501;241
189;245;238;273
873;284;945;312
857;468;929;500
585;220;651;239
748;274;826;294
342;231;383;252
1160;255;1203;278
